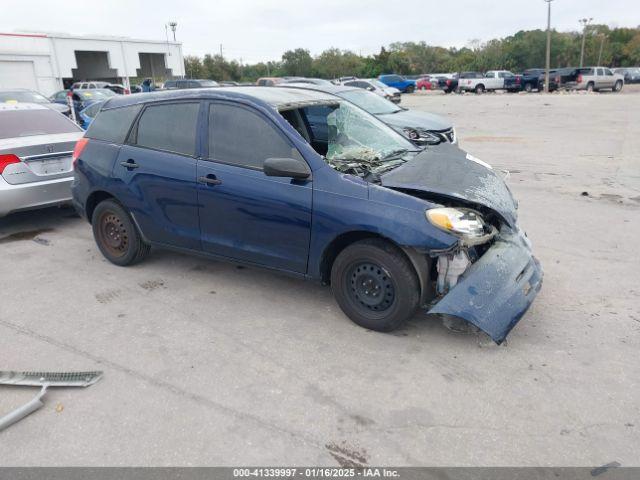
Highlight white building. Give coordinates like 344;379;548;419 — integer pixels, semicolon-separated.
0;31;185;95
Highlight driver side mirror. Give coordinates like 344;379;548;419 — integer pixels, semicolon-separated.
264;157;311;180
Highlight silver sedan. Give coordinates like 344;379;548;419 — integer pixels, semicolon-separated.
0;103;84;217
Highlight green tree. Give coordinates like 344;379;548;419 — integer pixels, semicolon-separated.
281;48;313;77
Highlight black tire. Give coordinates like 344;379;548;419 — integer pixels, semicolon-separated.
586;82;595;92
330;238;420;332
92;199;150;266
524;82;533;93
613;80;623;92
406;86;415;93
475;84;485;94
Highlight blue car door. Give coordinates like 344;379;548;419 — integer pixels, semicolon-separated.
113;101;202;250
197;101;312;273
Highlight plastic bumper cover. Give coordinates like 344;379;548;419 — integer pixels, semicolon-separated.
427;228;543;344
0;175;73;217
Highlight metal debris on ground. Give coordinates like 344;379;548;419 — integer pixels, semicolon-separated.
0;371;103;432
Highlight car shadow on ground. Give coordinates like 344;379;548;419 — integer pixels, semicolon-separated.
0;206;496;347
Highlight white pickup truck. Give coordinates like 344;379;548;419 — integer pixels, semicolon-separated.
457;70;521;94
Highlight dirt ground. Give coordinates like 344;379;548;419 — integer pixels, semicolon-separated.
1;87;639;466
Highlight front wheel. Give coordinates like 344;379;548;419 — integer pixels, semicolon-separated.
475;84;485;94
524;82;533;93
613;80;623;92
586;82;595;92
92;199;150;266
330;239;420;332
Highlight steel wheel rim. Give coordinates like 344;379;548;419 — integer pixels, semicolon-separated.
347;262;396;313
98;211;129;257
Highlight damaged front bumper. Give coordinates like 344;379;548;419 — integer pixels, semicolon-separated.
427;227;543;344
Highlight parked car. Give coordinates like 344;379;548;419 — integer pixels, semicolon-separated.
78;101;105;130
71;81;111;90
433;75;458;93
163;79;219;90
256;77;284;86
457;71;520;93
0;103;84;217
282;82;456;146
378;74;416;93
613;67;640;84
51;88;116;117
0;88;70;116
104;84;130;95
281;78;334;86
416;76;437;90
519;68;559;92
71;87;542;343
342;79;401;104
573;67;624;92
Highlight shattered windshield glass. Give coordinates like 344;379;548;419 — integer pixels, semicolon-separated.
315;100;417;179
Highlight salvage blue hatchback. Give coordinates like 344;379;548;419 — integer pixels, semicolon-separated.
71;87;542;343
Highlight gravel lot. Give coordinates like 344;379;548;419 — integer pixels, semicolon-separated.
1;87;639;467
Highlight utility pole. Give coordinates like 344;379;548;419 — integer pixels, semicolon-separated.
544;0;553;93
219;44;223;58
579;17;593;67
169;22;177;42
597;33;605;65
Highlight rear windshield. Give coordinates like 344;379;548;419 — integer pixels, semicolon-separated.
0;91;49;104
0;109;81;139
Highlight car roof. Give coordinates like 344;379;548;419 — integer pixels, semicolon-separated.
0;102;48;111
277;83;359;95
104;86;340;111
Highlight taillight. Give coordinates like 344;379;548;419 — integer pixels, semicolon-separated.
516;76;521;84
0;154;20;174
577;74;583;83
72;138;89;168
124;88;131;95
446;79;451;86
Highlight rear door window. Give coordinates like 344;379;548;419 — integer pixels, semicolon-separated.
208;103;299;169
134;102;200;156
86;104;141;143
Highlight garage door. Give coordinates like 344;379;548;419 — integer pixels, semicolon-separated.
0;60;37;90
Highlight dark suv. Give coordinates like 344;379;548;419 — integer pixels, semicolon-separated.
71;87;542;343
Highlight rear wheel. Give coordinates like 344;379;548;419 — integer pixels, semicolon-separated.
613;80;623;92
92;199;150;266
330;239;420;332
586;82;595;92
475;84;485;94
406;85;415;93
524;82;533;93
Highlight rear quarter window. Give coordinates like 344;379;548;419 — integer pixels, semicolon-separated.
134;102;200;156
85;104;141;143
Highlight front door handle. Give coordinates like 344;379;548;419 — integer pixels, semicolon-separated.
198;174;222;186
120;159;139;170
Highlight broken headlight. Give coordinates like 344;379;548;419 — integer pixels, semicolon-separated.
403;127;441;145
426;208;486;238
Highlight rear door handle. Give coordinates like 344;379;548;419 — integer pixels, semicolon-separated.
120;159;139;169
198;174;222;186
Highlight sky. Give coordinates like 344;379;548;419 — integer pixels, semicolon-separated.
3;0;640;63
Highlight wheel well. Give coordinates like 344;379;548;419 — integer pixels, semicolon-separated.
320;231;413;284
476;83;485;90
85;191;115;223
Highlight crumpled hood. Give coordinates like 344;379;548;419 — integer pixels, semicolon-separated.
380;144;518;227
379;109;453;132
